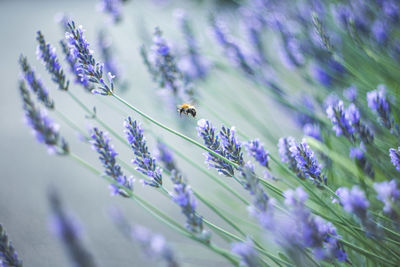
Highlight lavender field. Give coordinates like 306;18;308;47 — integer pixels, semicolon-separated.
1;0;400;266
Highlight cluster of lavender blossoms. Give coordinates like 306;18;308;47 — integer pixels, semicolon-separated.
48;189;97;267
19;80;68;155
59;40;94;92
231;240;262;267
36;31;69;91
245;139;269;169
124;117;163;187
90;128;133;196
281;187;348;262
170;170;209;241
288;139;326;186
389;147;400;172
367;85;394;130
196;119;235;176
374;180;400;225
65;21;115;95
19;55;54;109
335;186;379;235
0;224;23;267
278;137;303;178
97;0;123;24
154;141;177;172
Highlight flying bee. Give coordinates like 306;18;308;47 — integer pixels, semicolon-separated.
177;104;196;117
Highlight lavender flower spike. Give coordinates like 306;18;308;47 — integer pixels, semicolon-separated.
124;117;163;187
367;85;393;129
374;180;400;219
170;170;209;241
19;55;54;109
326;100;354;141
346;104;374;144
0;224;23;267
155;141;177;172
197;119;235;177
97;0;123;24
289;139;326;186
219;126;244;166
48;188;97;267
245;139;269;169
59;40;94;92
65;21;114;95
19;80;68;155
90;128;133;196
231;240;262;267
278;137;304;179
389;147;400;172
36;31;69;91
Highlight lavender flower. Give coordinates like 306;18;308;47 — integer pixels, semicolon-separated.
59;40;94;92
346;104;374;144
303;123;322;141
65;21;114;95
97;0;122;23
219;126;244;166
210;15;255;76
175;10;208;80
0;224;23;267
154;141;177;172
110;209;180;267
48;189;97;267
374;180;400;219
19;55;54;109
170;170;209;241
197;119;235;176
372;20;388;44
124;117;162;187
90;127;133;196
289;139;326;186
231;240;262;267
245;139;269;168
278;137;304;178
336;186;379;235
36;31;69;91
349;146;374;178
367;85;393;129
344;85;357;102
326;100;354;140
19;80;68;155
389;147;400;172
284;187;347;262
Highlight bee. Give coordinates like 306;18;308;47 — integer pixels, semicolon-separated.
177;104;197;117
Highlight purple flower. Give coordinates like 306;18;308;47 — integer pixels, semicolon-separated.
59;40;94;92
374;180;400;215
346;103;374;144
336;186;379;235
313;64;332;86
389;147;400;172
372;20;389;44
283;187;347;262
349;147;364;160
289;139;326;186
97;0;123;24
326;100;355;140
231;240;261;267
278;137;303;178
197;119;235;177
0;224;23;267
36;31;69;91
245;139;269;168
303;123;322;141
219;126;244;166
367;85;393;129
124;117;162;187
154;141;177;172
170;171;208;240
344;85;357;102
48;189;97;267
90;128;133;196
19;55;54;109
65;21;114;95
19;80;68;155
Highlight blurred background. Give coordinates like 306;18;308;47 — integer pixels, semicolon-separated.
0;0;296;266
